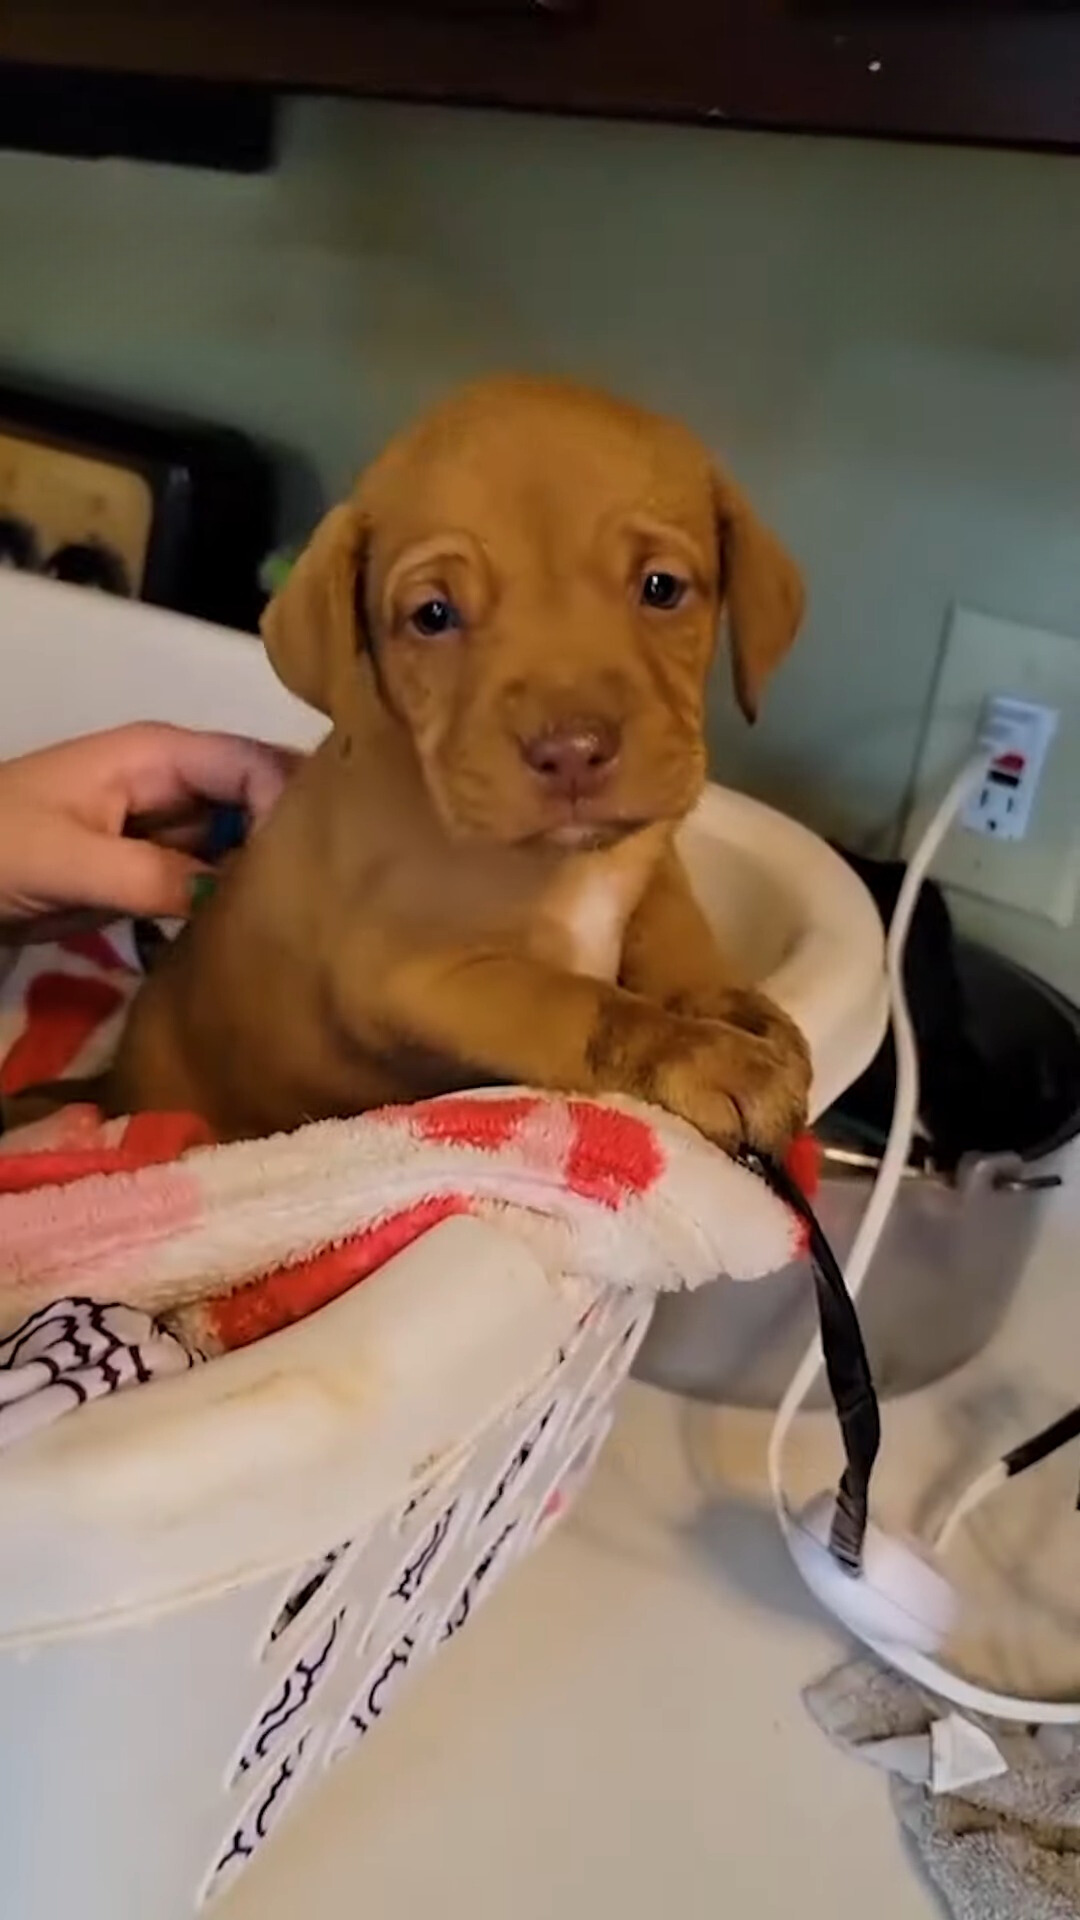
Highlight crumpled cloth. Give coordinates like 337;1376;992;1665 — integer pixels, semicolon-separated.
0;1295;201;1451
0;927;817;1363
806;1657;1080;1920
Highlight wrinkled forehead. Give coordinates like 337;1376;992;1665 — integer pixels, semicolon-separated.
358;398;717;580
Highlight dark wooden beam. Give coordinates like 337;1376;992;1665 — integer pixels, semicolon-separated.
2;2;1079;151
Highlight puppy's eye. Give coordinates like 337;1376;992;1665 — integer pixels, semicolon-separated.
409;597;461;639
640;570;688;612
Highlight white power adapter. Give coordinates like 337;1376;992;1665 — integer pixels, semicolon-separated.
960;695;1058;843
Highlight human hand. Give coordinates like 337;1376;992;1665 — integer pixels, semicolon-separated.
0;724;297;929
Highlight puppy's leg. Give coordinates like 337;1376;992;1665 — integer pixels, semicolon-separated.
346;943;805;1155
620;851;811;1142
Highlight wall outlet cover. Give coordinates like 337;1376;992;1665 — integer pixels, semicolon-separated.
903;607;1080;928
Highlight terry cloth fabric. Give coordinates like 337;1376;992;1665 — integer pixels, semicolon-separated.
0;1296;202;1452
806;1658;1080;1920
0;922;144;1096
0;930;817;1361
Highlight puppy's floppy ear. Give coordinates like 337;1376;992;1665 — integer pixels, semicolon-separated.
713;470;804;724
260;503;368;718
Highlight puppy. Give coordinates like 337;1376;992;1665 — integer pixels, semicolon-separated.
111;377;811;1151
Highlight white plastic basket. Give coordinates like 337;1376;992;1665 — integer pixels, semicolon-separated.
0;575;886;1920
0;1213;647;1919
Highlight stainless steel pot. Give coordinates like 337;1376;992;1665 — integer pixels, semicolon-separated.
634;942;1079;1408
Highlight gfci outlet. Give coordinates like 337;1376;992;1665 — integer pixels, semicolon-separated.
903;608;1080;926
962;696;1058;842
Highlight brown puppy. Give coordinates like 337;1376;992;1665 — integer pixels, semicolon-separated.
111;377;811;1150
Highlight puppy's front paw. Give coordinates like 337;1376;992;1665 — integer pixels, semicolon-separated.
657;996;811;1156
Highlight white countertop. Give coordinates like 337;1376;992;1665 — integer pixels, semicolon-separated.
230;1178;1080;1920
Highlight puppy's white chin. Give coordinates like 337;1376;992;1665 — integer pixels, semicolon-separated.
545;820;643;852
548;823;605;850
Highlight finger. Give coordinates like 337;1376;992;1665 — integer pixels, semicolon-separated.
3;727;299;830
21;824;206;921
107;727;299;825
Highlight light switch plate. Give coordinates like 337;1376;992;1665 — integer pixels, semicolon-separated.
903;607;1080;927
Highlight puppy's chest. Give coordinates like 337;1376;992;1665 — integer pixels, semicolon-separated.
527;846;656;982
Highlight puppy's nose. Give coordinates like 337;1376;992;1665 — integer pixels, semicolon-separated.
519;718;621;799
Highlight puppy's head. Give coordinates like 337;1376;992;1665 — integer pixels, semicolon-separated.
263;378;803;847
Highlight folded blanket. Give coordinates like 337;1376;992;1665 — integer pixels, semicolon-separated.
0;930;814;1361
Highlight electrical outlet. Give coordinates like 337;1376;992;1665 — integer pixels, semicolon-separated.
903;608;1080;927
962;696;1058;842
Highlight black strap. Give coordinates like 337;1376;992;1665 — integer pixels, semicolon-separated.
742;1150;882;1572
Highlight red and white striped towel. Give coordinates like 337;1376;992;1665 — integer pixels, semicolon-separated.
0;930;814;1360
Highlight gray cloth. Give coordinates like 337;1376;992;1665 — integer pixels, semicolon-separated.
806;1659;1080;1920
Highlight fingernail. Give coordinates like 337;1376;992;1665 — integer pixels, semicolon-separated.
189;872;218;912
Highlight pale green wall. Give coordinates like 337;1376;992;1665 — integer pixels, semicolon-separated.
1;98;1078;989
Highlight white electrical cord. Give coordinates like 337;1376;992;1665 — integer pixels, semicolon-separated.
934;1462;1008;1556
766;745;991;1531
768;742;1080;1723
934;1396;1080;1555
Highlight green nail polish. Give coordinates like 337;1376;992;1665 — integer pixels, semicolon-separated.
189;872;218;912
